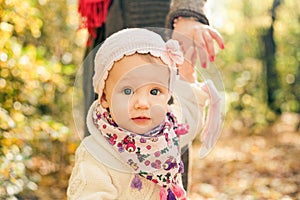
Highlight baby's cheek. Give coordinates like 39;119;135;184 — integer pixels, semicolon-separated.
110;94;130;122
150;103;168;124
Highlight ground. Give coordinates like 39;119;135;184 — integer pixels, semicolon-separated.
189;128;300;200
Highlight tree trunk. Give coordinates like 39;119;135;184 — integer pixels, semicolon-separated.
262;0;282;114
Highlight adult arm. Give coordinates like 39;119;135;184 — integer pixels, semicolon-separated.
166;0;209;28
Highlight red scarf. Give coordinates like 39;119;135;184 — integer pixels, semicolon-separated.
78;0;111;41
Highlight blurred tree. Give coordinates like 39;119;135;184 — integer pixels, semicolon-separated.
0;0;84;198
213;0;300;132
274;0;300;115
261;0;282;114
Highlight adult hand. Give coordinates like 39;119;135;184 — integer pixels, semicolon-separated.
172;17;224;82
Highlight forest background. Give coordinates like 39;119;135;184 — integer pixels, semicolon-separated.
0;0;299;199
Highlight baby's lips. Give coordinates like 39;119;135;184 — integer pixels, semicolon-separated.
131;116;151;125
131;116;150;120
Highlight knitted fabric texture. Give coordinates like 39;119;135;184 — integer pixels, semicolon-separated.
93;28;184;97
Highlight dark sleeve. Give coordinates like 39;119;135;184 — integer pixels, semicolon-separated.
166;0;209;29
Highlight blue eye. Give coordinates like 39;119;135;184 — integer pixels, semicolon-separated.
150;89;160;95
123;88;132;95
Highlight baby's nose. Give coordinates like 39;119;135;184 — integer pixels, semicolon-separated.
133;94;150;110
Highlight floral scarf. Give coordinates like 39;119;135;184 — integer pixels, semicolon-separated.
92;103;188;200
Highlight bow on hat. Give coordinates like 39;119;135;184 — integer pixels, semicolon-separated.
165;39;184;66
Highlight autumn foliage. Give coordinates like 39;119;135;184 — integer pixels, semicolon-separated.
0;0;299;199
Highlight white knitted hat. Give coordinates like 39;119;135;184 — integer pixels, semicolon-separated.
93;28;184;97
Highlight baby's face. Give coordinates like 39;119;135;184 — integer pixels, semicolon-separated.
101;54;171;134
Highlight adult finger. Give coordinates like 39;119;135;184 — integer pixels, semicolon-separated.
202;30;215;62
193;27;208;68
197;45;208;68
207;27;225;50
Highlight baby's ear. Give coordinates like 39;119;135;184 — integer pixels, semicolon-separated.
100;93;109;108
